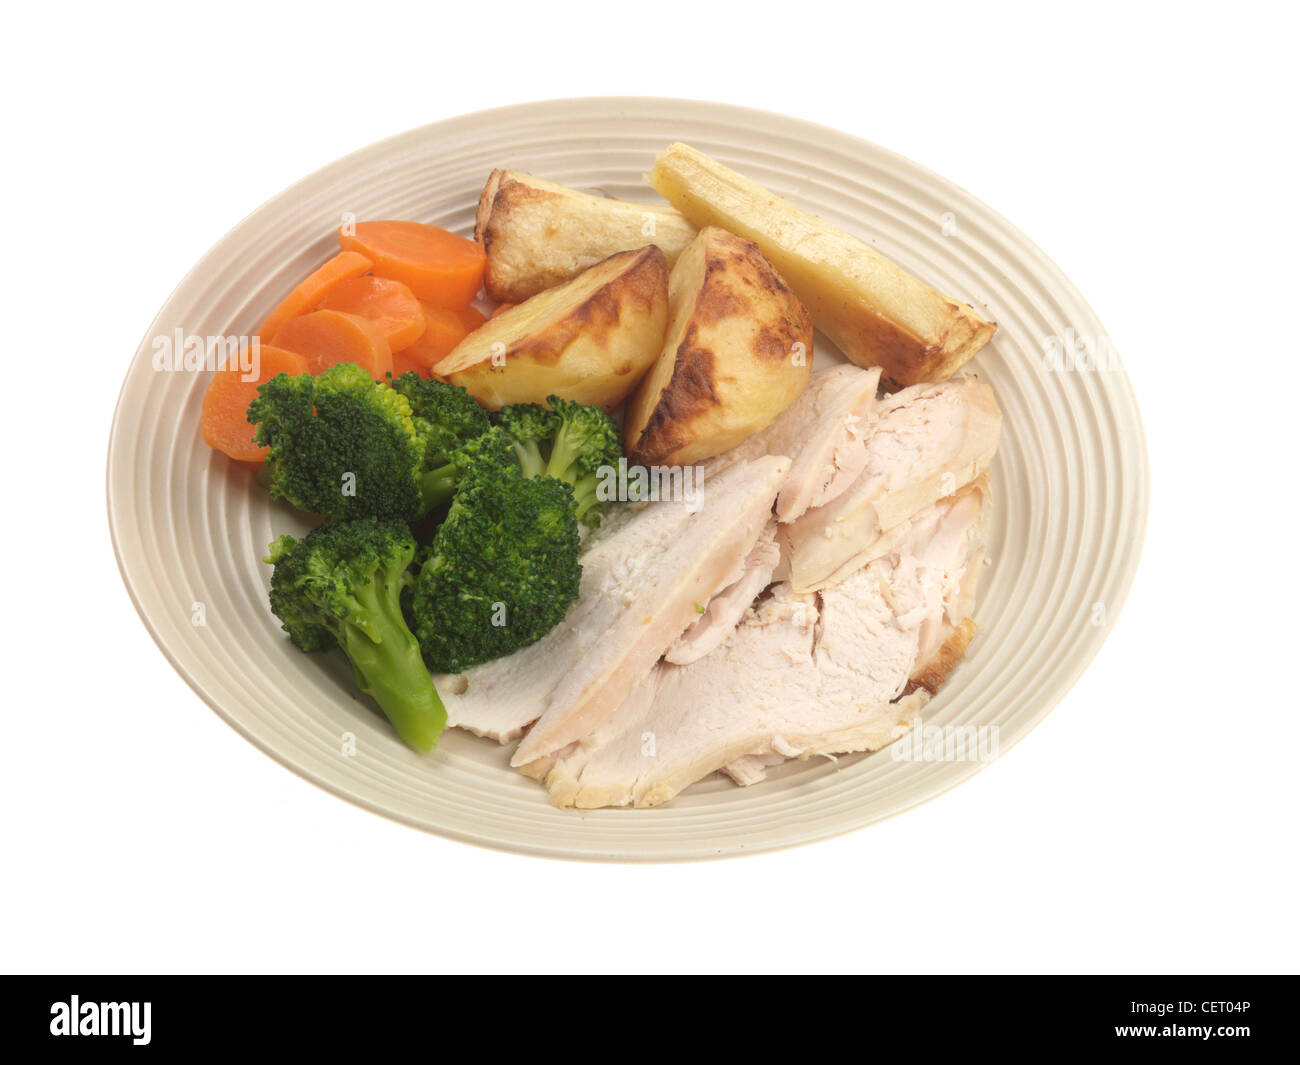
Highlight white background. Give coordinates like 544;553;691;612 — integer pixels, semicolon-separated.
3;1;1296;974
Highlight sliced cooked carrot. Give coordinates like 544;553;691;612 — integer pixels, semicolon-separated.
201;345;309;462
255;251;372;341
390;303;475;378
317;275;425;351
270;309;394;380
339;221;485;310
456;305;488;331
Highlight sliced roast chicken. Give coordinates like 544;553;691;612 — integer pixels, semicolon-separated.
780;375;1001;592
708;363;882;522
665;520;780;666
467;360;1002;805
662;363;883;657
536;480;989;808
663;370;998;672
510;454;791;766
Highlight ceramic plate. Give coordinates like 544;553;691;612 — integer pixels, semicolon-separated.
107;98;1148;860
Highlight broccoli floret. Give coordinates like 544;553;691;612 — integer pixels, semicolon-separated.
494;395;621;521
266;518;446;752
495;402;558;479
542;396;622;520
249;365;493;522
393;372;496;511
249;363;426;522
412;440;581;673
390;371;491;468
419;421;521;510
418;390;616;515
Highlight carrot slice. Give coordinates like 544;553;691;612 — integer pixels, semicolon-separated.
390;303;477;379
201;345;309;462
339;221;485;310
255;251;372;341
270;309;394;380
317;275;425;351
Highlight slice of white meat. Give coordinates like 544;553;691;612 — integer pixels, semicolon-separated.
541;584;821;809
722;477;992;785
665;521;780;665
656;365;881;666
902;480;990;695
781;375;1000;592
510;454;791;767
539;481;987;808
707;363;882;522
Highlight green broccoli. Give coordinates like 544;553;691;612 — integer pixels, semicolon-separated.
266;518;446;752
416;415;522;510
495;395;622;521
390;371;491;469
392;371;495;512
248;364;488;522
542;396;622;520
249;363;424;521
495;402;558;479
412;430;582;673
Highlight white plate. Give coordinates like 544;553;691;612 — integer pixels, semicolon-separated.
107;98;1148;861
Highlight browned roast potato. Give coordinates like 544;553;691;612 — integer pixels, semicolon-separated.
475;169;697;303
623;227;812;466
432;246;668;411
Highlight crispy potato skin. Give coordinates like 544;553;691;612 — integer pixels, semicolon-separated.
432;246;668;410
625;228;812;466
476;169;696;304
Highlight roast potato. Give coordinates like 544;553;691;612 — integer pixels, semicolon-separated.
476;169;697;303
623;227;812;466
432;246;668;410
647;143;996;387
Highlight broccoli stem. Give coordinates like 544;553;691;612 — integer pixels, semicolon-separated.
544;428;604;519
511;439;547;480
336;573;447;752
420;463;459;510
570;472;600;520
543;427;582;484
